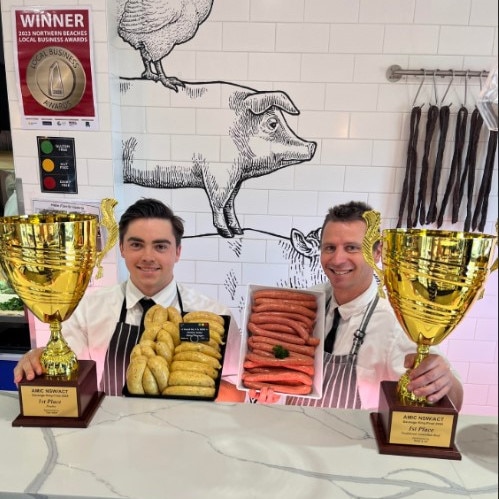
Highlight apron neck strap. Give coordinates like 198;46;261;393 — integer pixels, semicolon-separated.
350;294;379;356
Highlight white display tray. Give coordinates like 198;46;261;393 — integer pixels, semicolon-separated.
237;284;325;399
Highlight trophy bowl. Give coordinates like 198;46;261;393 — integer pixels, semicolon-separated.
362;211;497;405
0;199;117;378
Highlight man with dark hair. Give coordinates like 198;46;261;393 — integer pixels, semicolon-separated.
252;201;463;410
14;198;242;397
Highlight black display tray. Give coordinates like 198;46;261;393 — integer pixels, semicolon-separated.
122;314;230;401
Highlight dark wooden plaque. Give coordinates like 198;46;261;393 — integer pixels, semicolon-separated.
12;359;104;428
370;381;461;460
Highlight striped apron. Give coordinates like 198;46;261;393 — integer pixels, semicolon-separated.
101;288;184;396
287;295;379;409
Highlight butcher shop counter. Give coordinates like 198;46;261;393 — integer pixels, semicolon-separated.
0;390;497;499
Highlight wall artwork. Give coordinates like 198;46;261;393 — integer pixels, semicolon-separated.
116;0;324;294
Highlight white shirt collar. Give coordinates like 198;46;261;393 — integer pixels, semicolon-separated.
125;279;178;309
332;278;378;320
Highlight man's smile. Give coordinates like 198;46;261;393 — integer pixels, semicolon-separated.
138;266;160;272
331;269;353;276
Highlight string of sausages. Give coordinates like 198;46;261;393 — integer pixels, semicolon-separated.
397;106;421;228
397;104;496;232
437;106;468;228
426;105;450;224
472;130;497;232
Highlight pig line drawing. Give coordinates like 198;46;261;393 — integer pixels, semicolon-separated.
116;1;322;296
122;80;317;238
278;226;326;289
118;0;213;91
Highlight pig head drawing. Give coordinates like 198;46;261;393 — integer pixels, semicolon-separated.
123;81;316;238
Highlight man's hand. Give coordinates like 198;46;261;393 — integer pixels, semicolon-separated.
13;347;44;383
405;353;463;410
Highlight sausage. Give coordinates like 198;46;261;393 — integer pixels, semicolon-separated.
142;366;160;395
183;311;225;326
248;335;316;357
243;380;312;395
306;336;320;346
242;370;313;386
253;297;317;311
163;385;216;397
245;364;315;377
252;302;317;319
147;356;170;392
249;314;296;334
246;351;314;366
155;340;174;363
126;355;147;394
252;310;314;329
249;314;310;339
167;306;183;325
174;342;222;359
252;289;317;303
160;321;181;347
168;370;215;388
143;304;169;330
173;351;222;369
248;322;306;345
250;348;275;358
156;330;175;352
170;360;219;379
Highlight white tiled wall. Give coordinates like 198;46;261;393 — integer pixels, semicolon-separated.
1;0;497;415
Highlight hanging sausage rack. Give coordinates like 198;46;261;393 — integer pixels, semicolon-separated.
386;64;489;82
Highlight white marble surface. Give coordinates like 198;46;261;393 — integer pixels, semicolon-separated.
0;390;497;499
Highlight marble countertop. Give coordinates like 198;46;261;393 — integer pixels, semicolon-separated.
0;390;497;499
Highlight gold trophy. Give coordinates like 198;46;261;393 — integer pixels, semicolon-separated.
362;211;497;460
0;199;118;428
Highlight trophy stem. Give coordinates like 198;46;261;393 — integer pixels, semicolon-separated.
397;343;430;406
40;321;78;378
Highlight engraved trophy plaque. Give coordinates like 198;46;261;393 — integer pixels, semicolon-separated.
0;199;118;427
362;211;497;459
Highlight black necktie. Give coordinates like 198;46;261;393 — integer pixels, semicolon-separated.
138;298;155;338
324;307;341;353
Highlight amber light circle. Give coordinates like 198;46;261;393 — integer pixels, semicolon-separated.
42;158;55;172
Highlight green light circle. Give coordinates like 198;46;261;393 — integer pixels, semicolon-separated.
40;140;54;154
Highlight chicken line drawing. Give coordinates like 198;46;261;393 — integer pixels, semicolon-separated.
118;0;213;90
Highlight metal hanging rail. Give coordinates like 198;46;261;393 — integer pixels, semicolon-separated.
386;64;489;82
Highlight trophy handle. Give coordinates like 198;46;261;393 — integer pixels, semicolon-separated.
490;220;498;273
362;210;386;299
95;198;119;279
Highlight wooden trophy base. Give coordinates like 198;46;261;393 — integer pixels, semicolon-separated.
12;359;104;428
370;381;461;460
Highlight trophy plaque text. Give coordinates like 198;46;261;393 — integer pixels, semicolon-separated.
371;381;460;459
0;199;118;428
14;360;101;428
362;211;497;460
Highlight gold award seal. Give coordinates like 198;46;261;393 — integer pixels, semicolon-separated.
26;46;86;111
